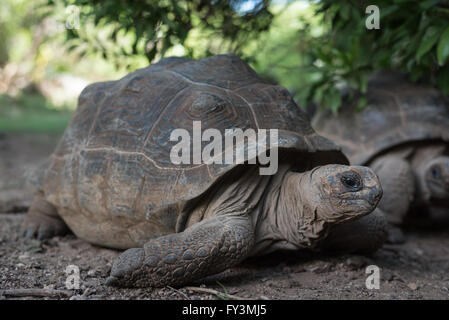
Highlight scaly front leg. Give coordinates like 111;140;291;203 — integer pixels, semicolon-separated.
106;214;254;288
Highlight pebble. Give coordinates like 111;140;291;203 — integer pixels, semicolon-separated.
18;253;29;261
344;256;370;270
408;283;418;290
414;248;424;256
309;263;332;273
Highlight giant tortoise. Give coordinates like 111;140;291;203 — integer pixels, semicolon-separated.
23;54;385;287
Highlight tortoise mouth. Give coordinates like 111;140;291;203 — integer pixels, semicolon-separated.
427;179;446;188
426;179;449;198
337;186;382;208
348;197;378;209
337;194;376;208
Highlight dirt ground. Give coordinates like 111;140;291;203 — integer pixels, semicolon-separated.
1;133;449;300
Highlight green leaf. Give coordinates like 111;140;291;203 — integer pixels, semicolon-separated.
416;26;441;62
380;5;399;19
356;96;368;110
419;0;441;10
323;87;342;114
437;65;449;94
410;68;424;81
437;26;449;66
215;281;229;300
339;5;350;21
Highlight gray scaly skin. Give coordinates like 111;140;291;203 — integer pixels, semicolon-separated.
106;216;254;287
104;164;383;288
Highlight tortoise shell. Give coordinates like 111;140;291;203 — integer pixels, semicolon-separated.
40;54;347;248
313;72;449;165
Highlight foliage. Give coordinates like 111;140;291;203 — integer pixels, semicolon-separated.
55;0;274;68
3;0;449;122
286;0;449;112
57;0;449;112
0;0;45;67
245;2;323;107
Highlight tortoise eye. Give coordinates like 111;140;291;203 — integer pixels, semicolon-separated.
341;171;363;191
431;165;441;179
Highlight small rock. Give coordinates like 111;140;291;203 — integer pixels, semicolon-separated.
309;263;333;273
26;240;44;253
87;269;96;277
44;284;55;290
408;283;418;290
344;256;369;270
18;253;30;261
16;263;25;268
134;289;142;296
82;288;95;297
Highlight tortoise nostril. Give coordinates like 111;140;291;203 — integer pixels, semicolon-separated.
363;186;382;206
373;188;382;202
341;171;363;191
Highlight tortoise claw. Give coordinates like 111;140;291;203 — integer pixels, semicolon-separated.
21;195;69;240
107;248;145;287
22;216;69;240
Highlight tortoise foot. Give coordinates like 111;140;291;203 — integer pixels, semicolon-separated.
22;194;69;240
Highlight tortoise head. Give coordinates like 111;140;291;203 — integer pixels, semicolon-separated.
304;164;383;224
424;156;449;200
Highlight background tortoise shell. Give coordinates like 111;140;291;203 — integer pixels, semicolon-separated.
313;72;449;166
39;54;347;248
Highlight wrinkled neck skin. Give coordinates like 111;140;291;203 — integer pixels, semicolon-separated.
250;166;328;256
183;163;330;257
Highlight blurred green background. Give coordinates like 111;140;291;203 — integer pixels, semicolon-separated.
1;0;449;133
